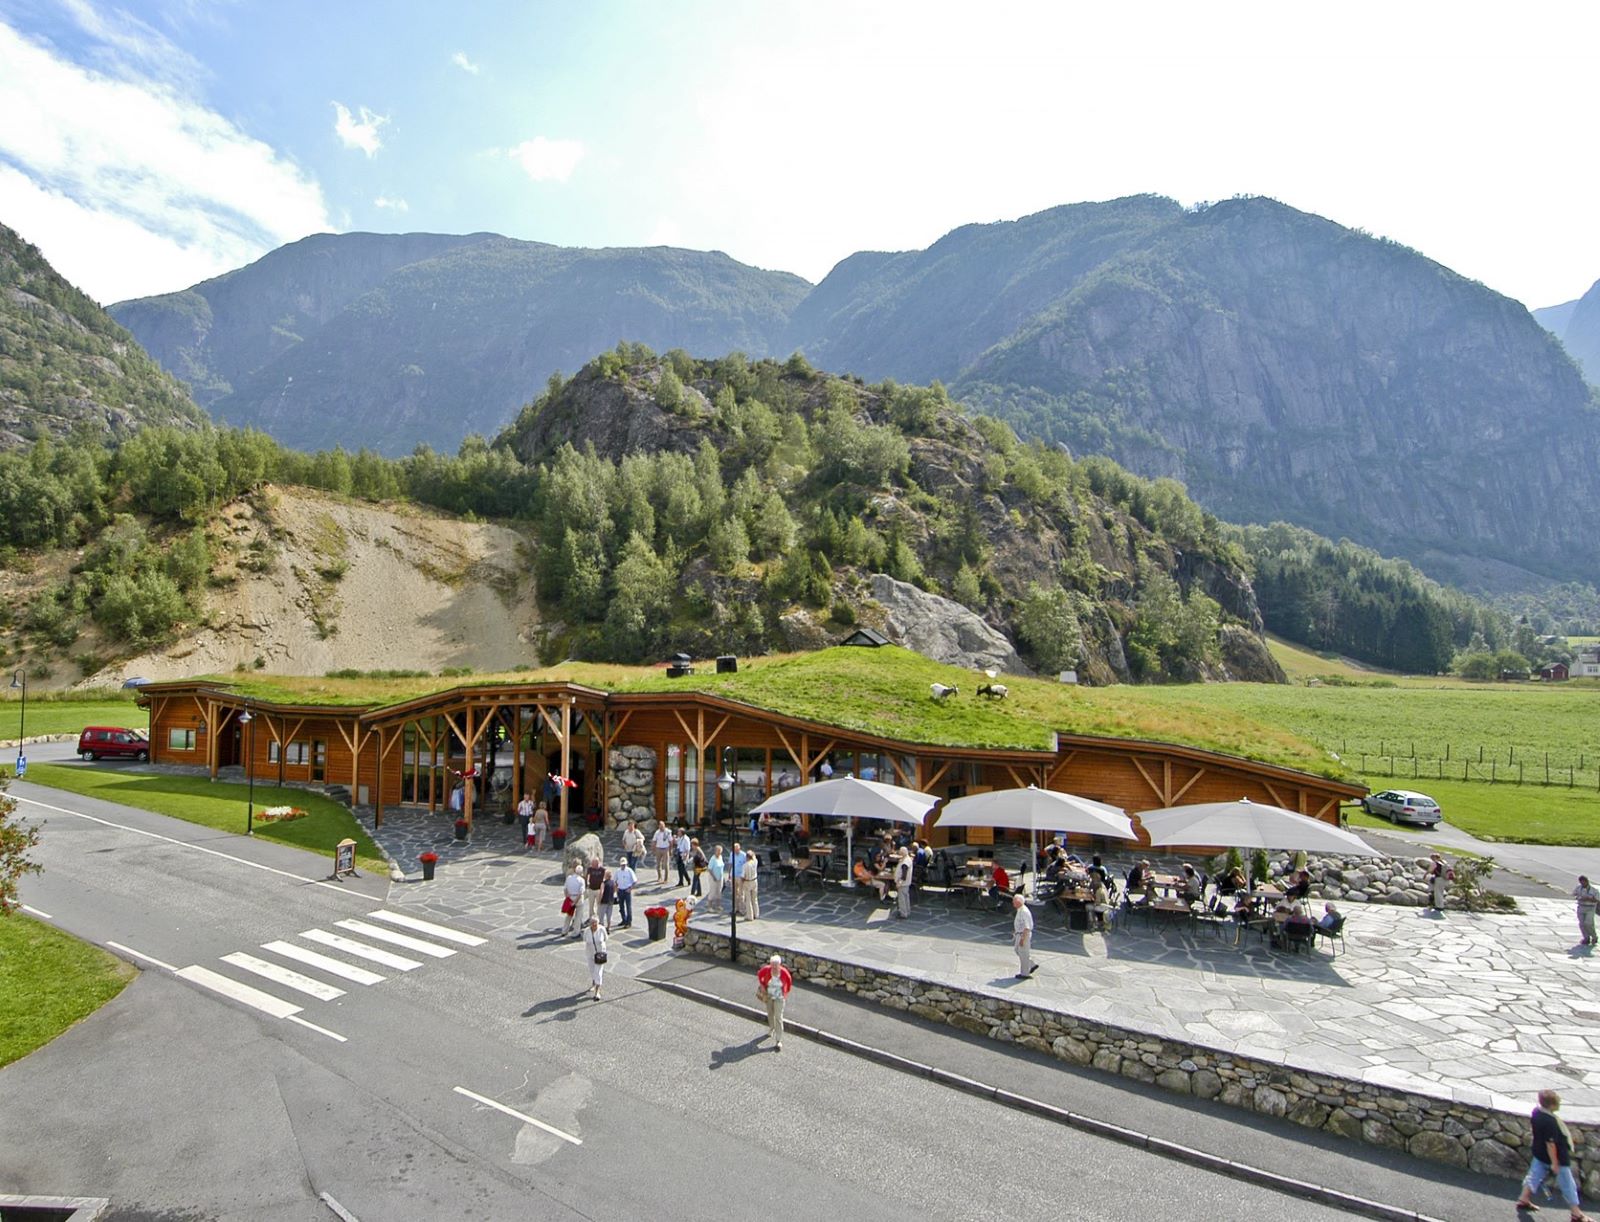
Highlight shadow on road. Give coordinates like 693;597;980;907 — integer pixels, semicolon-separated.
709;1035;766;1070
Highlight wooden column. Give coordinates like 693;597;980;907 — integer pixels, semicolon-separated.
428;718;438;812
559;701;571;833
463;705;476;831
512;707;524;811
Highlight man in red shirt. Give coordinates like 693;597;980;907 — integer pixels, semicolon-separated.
756;954;794;1051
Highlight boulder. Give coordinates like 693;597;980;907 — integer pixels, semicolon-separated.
867;573;1030;675
567;832;604;869
1467;1137;1525;1178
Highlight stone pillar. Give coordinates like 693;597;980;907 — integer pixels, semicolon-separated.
606;745;657;828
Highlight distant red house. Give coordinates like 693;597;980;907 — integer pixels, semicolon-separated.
1541;662;1570;682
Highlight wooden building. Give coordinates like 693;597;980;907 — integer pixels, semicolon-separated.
137;676;1364;847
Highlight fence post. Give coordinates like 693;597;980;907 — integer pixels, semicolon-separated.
1445;742;1451;762
1518;761;1523;785
1492;762;1497;782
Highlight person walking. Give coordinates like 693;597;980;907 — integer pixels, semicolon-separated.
652;821;674;884
532;803;550;852
703;845;726;913
621;819;645;872
584;856;607;923
615;856;637;928
756;953;793;1051
516;793;534;849
582;916;608;1000
730;843;747;917
1514;1089;1592;1220
598;867;617;932
743;849;760;920
1574;875;1598;947
674;827;693;888
690;838;708;897
1012;893;1036;978
894;849;914;919
1426;853;1450;914
561;865;585;937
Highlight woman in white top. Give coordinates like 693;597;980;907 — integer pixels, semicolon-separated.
562;866;585;937
582;916;608;1000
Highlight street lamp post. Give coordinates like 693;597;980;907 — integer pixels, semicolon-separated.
717;747;739;964
238;702;255;836
9;669;26;778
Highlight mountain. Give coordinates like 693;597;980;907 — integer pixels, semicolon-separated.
1534;277;1600;387
785;196;1600;588
112;234;810;454
0;223;205;445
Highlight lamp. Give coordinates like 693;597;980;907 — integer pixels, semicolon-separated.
238;702;255;836
9;669;25;778
718;745;739;964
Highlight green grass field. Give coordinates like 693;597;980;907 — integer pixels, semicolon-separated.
1345;778;1600;846
0;913;134;1068
22;764;387;875
0;695;146;741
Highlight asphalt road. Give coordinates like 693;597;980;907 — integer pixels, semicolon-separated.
0;779;1402;1221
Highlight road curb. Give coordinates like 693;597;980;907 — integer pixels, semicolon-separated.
648;976;1444;1222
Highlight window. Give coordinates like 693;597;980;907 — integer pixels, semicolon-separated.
168;728;196;751
286;741;309;766
268;741;280;764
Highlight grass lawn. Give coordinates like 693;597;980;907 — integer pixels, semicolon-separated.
0;696;146;741
0;913;134;1068
22;763;387;875
1347;777;1600;847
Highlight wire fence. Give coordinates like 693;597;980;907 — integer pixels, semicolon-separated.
1336;739;1600;789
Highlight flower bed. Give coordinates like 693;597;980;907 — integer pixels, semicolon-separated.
255;805;307;824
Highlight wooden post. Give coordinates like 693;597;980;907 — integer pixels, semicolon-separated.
373;727;384;829
463;705;476;831
559;700;571;833
512;706;523;811
428;718;438;812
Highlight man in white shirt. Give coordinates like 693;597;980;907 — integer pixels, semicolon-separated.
516;793;534;847
730;843;748;916
1575;875;1598;946
743;850;760;920
894;850;914;919
615;857;638;928
673;828;692;888
621;819;645;871
651;822;673;884
1012;893;1036;978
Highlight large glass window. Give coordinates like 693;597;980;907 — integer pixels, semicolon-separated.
168;727;195;751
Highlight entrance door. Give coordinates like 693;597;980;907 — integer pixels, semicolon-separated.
311;740;327;782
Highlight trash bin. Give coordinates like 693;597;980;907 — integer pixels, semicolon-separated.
419;853;437;881
1066;904;1089;932
551;827;568;851
646;910;668;941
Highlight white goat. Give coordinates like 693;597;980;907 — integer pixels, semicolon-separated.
929;683;959;701
976;682;1009;699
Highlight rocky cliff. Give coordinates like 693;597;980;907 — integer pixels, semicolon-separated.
0;224;205;445
1536;276;1600;388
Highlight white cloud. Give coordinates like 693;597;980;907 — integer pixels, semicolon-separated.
0;20;331;302
55;0;204;87
373;195;409;213
646;217;683;247
450;50;480;75
332;102;387;157
505;136;585;184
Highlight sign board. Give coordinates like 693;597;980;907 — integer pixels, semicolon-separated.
333;838;357;879
13;753;25;779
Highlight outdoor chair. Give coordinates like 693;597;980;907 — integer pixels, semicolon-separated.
1281;919;1315;954
1313;914;1347;955
777;858;798;889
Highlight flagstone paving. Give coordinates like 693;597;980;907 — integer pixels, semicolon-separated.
370;808;1600;1119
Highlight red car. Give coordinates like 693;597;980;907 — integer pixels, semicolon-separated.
77;726;149;761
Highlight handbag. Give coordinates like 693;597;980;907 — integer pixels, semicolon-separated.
592;950;608;964
561;895;575;914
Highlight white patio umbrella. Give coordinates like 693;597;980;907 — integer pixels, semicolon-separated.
1135;798;1381;856
750;776;939;883
936;786;1137;894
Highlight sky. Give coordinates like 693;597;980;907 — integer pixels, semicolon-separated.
1;0;1597;309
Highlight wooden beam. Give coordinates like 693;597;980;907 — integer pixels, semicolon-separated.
1170;766;1206;805
1262;782;1289;809
463;706;475;831
1163;760;1173;805
559;701;571;833
1004;764;1031;789
1045;751;1079;789
1130;757;1164;803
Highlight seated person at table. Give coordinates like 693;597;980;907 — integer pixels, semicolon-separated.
1090;878;1112;930
1285;869;1313;904
1218;864;1248;896
1317;901;1341;930
1180;863;1204;903
1282;907;1314;945
854;858;890;901
868;844;888;873
1125;860;1149;893
1232;892;1253;923
989;864;1013;906
1087;855;1108;885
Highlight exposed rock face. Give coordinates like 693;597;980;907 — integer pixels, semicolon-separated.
1537;275;1600;387
868;574;1029;675
1217;625;1286;683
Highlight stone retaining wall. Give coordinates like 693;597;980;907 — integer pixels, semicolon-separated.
606;745;656;829
683;925;1596;1191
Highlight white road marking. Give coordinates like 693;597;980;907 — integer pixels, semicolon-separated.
301;929;422;971
367;909;486;946
452;1085;582;1147
262;940;385;986
106;940;178;972
222;952;346;1001
319;1190;360;1220
176;965;303;1019
286;1014;347;1043
334;918;455;958
20;904;53;919
13;793;352;893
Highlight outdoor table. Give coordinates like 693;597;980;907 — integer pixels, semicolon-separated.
949;877;989;908
1143;898;1197;934
963;858;996;875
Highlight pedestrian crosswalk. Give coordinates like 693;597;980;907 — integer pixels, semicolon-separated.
172;909;487;1033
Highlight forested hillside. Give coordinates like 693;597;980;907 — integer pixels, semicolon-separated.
0;225;206;445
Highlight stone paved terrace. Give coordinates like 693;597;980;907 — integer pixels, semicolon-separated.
368;807;1600;1122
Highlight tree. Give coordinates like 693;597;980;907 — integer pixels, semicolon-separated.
1015;584;1082;674
951;562;983;610
603;532;672;659
707;517;750;574
0;776;41;915
656;368;684;413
